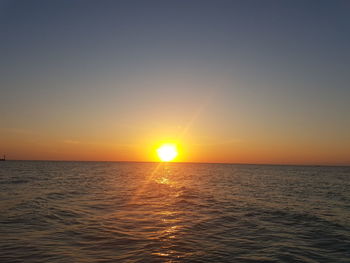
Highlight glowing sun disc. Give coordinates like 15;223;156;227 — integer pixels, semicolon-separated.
157;144;178;162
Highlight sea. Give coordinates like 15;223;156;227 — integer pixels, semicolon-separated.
0;161;349;262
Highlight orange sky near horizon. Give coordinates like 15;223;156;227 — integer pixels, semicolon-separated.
1;125;349;165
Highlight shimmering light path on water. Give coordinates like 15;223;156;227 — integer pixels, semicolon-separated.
0;161;349;262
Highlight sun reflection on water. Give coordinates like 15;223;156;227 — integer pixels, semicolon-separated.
155;176;170;185
149;164;185;261
119;162;187;261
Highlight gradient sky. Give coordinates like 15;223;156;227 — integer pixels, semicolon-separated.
1;0;349;165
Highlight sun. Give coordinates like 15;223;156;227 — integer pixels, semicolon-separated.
157;143;178;162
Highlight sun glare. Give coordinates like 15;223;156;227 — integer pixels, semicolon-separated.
157;144;178;162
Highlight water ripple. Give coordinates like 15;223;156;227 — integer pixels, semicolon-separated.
0;161;349;262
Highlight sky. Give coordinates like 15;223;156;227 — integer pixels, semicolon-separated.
0;0;349;165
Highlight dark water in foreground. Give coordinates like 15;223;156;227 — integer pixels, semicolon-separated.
0;161;349;262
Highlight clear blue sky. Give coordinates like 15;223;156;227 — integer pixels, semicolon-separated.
0;0;349;164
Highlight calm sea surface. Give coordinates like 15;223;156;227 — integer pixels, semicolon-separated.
0;161;349;262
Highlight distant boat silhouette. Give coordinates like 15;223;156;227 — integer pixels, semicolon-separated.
0;154;5;161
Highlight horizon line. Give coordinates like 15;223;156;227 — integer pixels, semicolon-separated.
3;159;349;167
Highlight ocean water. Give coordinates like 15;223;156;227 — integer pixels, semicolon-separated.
0;161;349;263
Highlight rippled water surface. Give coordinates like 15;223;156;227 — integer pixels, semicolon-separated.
0;161;349;262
